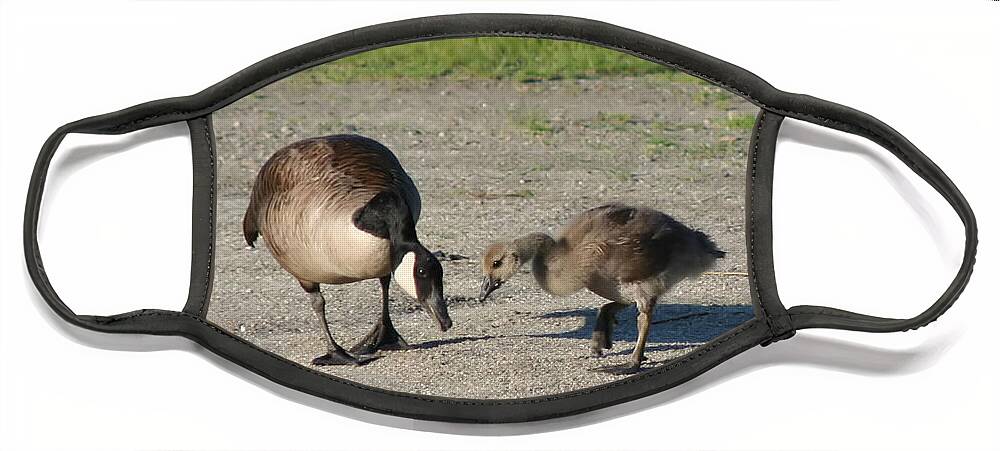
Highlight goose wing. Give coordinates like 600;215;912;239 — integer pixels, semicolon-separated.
561;204;686;283
243;134;420;247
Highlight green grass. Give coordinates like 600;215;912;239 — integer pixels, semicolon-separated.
300;37;673;83
510;110;555;135
724;113;757;130
646;70;709;86
644;136;677;157
597;112;636;131
525;163;554;174
605;168;636;182
695;86;735;107
681;141;744;158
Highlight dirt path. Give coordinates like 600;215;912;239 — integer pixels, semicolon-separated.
207;76;758;399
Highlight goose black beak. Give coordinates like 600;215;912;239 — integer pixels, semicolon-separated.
426;286;452;332
479;276;503;301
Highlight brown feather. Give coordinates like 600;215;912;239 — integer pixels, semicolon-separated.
532;203;723;296
244;134;420;284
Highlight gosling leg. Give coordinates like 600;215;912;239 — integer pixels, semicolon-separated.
350;276;412;354
627;298;657;370
590;302;627;356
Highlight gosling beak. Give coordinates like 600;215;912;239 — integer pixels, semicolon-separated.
479;276;503;301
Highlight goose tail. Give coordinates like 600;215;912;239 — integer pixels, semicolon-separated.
242;198;260;248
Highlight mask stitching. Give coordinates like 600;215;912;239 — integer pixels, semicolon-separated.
748;111;772;328
103;309;761;406
199;118;215;318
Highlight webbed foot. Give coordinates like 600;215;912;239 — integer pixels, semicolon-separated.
311;348;380;366
349;322;412;355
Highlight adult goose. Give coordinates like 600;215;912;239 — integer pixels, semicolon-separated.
244;134;452;366
479;204;724;372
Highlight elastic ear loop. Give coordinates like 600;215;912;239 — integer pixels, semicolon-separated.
24;114;206;335
775;104;978;333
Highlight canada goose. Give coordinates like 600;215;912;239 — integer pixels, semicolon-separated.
479;204;724;372
244;134;452;366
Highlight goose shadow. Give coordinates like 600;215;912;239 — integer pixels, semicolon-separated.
413;335;496;350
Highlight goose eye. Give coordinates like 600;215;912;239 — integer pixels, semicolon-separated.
492;260;502;268
417;267;427;277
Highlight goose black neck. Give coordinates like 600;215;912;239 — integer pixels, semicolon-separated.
390;238;427;268
352;191;423;267
383;205;421;268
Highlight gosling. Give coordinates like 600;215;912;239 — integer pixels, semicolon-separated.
479;204;724;372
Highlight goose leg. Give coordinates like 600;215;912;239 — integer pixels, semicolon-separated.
590;302;627;356
301;282;374;366
350;276;411;354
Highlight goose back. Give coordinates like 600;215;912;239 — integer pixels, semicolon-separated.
243;135;420;284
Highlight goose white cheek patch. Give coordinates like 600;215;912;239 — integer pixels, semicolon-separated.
393;252;418;300
26;15;976;424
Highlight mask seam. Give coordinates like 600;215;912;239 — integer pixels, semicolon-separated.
199;119;215;318
748;111;773;330
103;309;760;406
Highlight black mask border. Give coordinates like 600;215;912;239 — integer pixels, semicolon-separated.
24;13;977;423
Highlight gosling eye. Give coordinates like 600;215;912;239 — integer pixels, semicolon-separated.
492;259;502;268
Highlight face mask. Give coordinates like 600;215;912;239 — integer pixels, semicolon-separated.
25;14;977;423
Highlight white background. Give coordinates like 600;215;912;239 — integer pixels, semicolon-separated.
1;1;997;450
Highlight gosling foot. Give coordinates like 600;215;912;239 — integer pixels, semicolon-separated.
589;331;613;357
595;355;649;375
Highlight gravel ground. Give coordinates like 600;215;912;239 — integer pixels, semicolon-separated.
207;75;758;399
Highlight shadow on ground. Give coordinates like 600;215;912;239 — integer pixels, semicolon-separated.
414;304;754;352
537;303;754;344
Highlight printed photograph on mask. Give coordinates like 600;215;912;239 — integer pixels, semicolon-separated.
207;37;759;399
